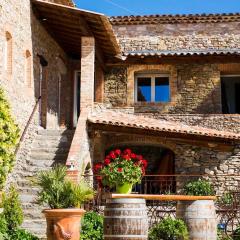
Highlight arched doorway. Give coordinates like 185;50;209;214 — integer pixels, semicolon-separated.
105;145;175;194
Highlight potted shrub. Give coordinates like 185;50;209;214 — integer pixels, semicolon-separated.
35;165;94;240
176;179;217;240
94;148;148;194
148;217;189;240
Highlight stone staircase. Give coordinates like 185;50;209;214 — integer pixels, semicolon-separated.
18;129;74;238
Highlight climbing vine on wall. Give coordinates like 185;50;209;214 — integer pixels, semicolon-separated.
0;88;20;190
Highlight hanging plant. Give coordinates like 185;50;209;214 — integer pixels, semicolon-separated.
0;88;20;190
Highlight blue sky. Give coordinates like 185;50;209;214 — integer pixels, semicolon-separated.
75;0;240;16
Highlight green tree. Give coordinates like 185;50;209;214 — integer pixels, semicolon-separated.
0;88;20;190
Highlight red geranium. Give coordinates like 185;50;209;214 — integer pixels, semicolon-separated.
94;163;103;173
140;159;148;169
109;151;116;159
93;148;148;188
115;149;121;156
123;149;131;155
130;153;136;159
104;158;111;165
122;154;131;161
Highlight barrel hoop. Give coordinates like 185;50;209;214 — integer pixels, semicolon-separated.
105;207;147;211
104;235;147;238
107;198;146;204
104;216;147;219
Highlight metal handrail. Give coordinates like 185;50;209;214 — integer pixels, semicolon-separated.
14;96;41;155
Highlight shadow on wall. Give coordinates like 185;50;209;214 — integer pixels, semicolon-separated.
30;10;72;129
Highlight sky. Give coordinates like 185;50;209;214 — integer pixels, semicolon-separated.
75;0;240;16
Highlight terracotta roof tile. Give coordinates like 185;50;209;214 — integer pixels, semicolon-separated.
88;109;240;141
124;49;240;57
110;13;240;25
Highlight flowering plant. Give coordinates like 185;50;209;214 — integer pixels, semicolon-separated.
94;148;147;188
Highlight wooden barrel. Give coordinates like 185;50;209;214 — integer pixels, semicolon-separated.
176;200;217;240
104;198;148;240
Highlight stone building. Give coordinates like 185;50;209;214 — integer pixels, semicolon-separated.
1;0;240;236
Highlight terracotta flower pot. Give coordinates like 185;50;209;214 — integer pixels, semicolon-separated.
43;209;85;240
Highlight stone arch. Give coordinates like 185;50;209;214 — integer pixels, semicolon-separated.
104;134;176;153
104;141;176;194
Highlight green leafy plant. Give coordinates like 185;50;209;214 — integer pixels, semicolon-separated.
233;225;240;240
36;165;94;209
0;186;39;240
80;211;103;240
217;228;232;240
2;185;23;230
0;88;20;190
218;192;233;205
148;217;189;240
184;179;215;196
7;229;39;240
94;149;147;188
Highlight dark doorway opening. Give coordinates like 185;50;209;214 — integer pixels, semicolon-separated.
221;76;240;114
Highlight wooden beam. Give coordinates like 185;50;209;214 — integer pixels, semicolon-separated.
106;55;240;66
110;194;217;201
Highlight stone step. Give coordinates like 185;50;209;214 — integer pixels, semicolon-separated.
19;186;39;195
17;179;32;187
22;220;46;239
37;129;74;136
30;147;69;154
29;152;68;161
32;140;71;148
25;159;65;168
20;193;37;203
23;208;44;220
35;134;73;142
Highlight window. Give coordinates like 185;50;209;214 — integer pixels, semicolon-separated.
221;75;240;114
4;32;13;75
25;50;32;87
135;74;170;102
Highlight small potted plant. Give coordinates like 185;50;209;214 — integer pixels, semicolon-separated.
35;165;94;240
148;217;189;240
177;179;217;240
94;148;147;194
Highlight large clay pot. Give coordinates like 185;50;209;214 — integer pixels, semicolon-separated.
43;209;85;240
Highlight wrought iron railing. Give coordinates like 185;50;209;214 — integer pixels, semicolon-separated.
84;174;240;239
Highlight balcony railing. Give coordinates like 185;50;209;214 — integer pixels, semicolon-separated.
83;174;240;238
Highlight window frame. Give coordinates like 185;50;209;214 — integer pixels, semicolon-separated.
134;73;170;103
221;74;240;114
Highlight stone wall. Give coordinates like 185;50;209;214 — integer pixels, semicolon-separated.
175;143;240;195
104;66;128;106
104;63;222;113
113;22;240;53
0;0;71;131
